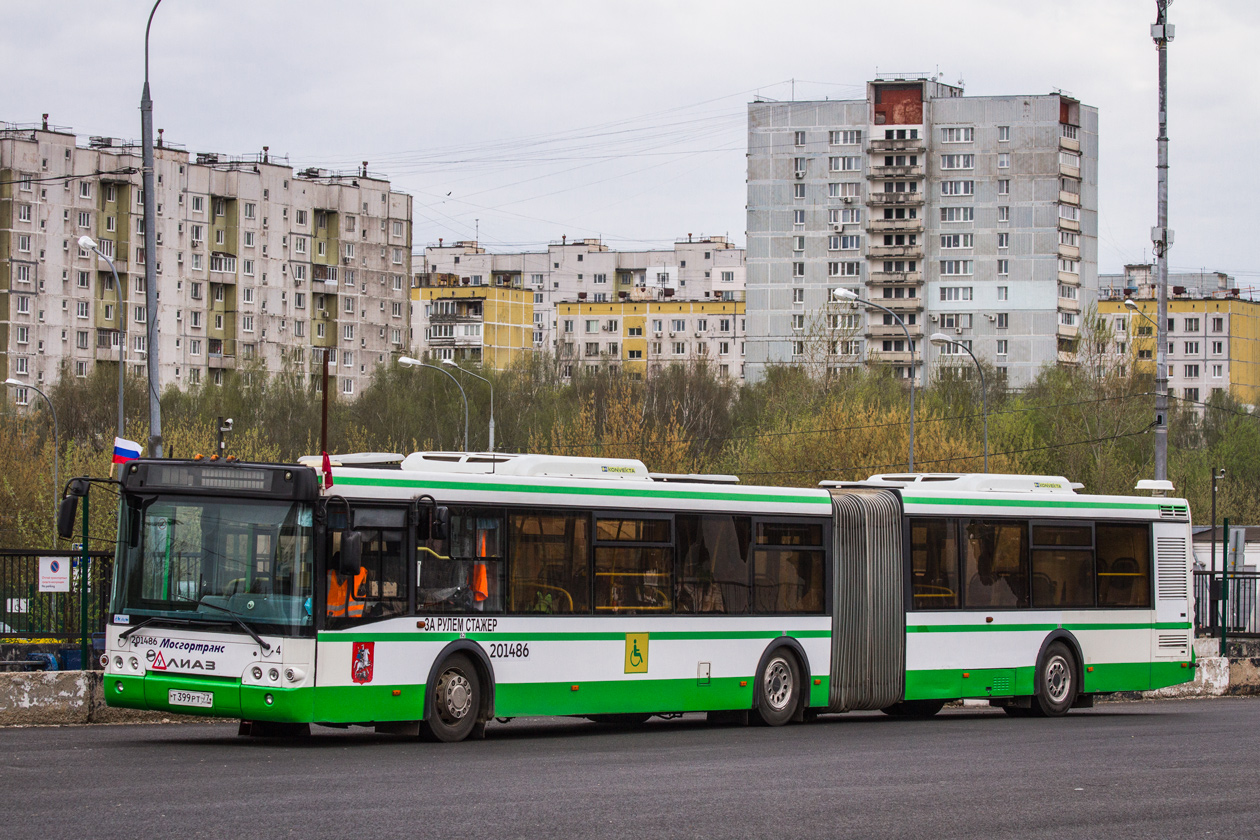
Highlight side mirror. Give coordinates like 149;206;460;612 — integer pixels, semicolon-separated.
431;506;450;541
57;496;79;541
339;531;363;576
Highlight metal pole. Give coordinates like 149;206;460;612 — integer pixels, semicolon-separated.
449;364;494;452
1211;468;1219;631
859;299;915;471
141;0;164;458
1221;517;1230;657
1152;1;1173;484
423;364;468;451
320;348;330;454
80;486;89;669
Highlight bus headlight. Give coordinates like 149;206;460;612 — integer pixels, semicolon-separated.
268;668;280;682
113;655;124;670
251;666;263;681
129;657;140;671
285;667;306;683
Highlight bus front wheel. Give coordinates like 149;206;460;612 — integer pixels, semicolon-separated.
1031;642;1078;717
421;653;481;742
755;651;800;726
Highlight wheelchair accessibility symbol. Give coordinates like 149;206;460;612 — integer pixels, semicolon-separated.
624;633;649;674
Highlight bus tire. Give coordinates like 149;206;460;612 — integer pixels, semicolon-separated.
1031;642;1078;717
755;651;801;726
421;653;481;742
880;699;945;719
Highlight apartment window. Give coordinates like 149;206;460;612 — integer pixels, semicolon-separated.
997;286;1009;301
1060;151;1082;169
793;209;805;226
1058;284;1077;300
1184;341;1200;355
75;300;90;319
1212;317;1224;332
1060;312;1078;327
998;260;1010;276
997;232;1010;249
998;153;1011;168
1059;205;1081;221
720;271;735;284
940;286;973;302
941;127;974;143
940;234;974;249
793;157;807;175
792;262;805;277
940;154;975;170
830;156;861;172
1184;317;1200;332
189;339;202;356
792;314;805;331
77;331;90;349
15;326;29;345
998;126;1011;142
392;248;404;264
941;180;974;196
392;220;404;237
792;288;805;304
998;206;1011;223
1212;364;1224;378
191;311;203;328
294;236;307;255
794;130;806;146
829;182;861;199
14;296;31;315
940;260;974;276
1059;259;1079;274
672;319;687;332
79;181;92;199
997;339;1009;356
997;313;1009;329
343;324;354;341
997;179;1010;195
940;207;974;223
1059;231;1079;247
1184;364;1200;378
1212;341;1224;355
839;235;860;250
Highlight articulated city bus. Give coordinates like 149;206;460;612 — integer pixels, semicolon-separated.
90;452;1195;741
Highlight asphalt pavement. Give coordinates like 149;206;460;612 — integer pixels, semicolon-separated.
2;697;1257;840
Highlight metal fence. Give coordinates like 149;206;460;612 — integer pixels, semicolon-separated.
0;550;114;640
1194;570;1260;638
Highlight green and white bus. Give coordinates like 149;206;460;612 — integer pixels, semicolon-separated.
91;452;1195;741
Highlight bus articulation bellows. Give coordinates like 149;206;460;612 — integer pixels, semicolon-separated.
90;452;1195;740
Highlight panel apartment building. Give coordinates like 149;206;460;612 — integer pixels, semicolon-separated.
745;77;1097;387
0;119;412;405
415;236;745;376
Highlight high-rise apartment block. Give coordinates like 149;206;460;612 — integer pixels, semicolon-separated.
0;120;412;404
417;236;745;375
745;77;1097;386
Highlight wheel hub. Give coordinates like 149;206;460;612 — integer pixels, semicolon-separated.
765;659;793;711
439;670;473;721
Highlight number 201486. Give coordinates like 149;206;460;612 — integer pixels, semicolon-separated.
488;642;529;658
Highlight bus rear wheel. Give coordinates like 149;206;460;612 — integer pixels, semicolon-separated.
880;700;945;719
421;654;481;742
755;651;800;726
1031;642;1078;717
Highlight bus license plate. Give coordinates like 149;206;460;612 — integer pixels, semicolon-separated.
168;689;213;708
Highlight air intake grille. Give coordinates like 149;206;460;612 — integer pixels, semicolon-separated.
1156;536;1189;600
1159;504;1189;520
1158;633;1188;650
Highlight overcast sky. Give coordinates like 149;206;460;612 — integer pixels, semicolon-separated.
7;0;1258;280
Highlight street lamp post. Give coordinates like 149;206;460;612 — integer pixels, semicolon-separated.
5;379;59;539
78;236;125;446
442;359;494;452
930;332;988;472
834;288;916;471
399;356;469;451
1152;0;1174;485
141;0;164;457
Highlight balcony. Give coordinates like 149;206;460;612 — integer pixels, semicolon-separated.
867;192;925;207
1058;217;1081;233
1059;163;1081;179
1059;134;1081;153
1057;323;1079;340
867;271;924;286
865;218;924;233
869;297;923;314
1058;297;1081;313
867;164;924;180
868;138;927;153
1058;244;1080;260
865;322;923;339
208;354;237;370
866;245;924;259
1059;190;1080;206
866;349;917;365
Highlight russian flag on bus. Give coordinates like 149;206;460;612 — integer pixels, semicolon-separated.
112;437;142;465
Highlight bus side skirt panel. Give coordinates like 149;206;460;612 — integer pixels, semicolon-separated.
828;489;906;712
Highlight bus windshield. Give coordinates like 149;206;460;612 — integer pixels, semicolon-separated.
113;494;315;635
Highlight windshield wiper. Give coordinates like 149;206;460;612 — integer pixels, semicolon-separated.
171;595;273;653
119;616;194;641
191;598;273;653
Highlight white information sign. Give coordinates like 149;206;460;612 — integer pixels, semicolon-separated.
39;556;71;592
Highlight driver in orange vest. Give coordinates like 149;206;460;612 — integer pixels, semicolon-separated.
327;551;368;618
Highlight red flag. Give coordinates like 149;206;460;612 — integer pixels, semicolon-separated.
321;451;333;490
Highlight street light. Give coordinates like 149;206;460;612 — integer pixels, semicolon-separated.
78;235;125;448
834;288;916;471
399;356;469;451
1123;298;1159;329
442;359;494;452
930;332;989;472
5;379;59;539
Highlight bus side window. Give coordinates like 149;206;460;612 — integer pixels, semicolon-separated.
593;517;673;614
1096;523;1151;608
418;507;504;614
963;519;1029;609
508;511;590;614
676;515;751;615
1031;523;1095;608
752;521;825;615
910;518;959;609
